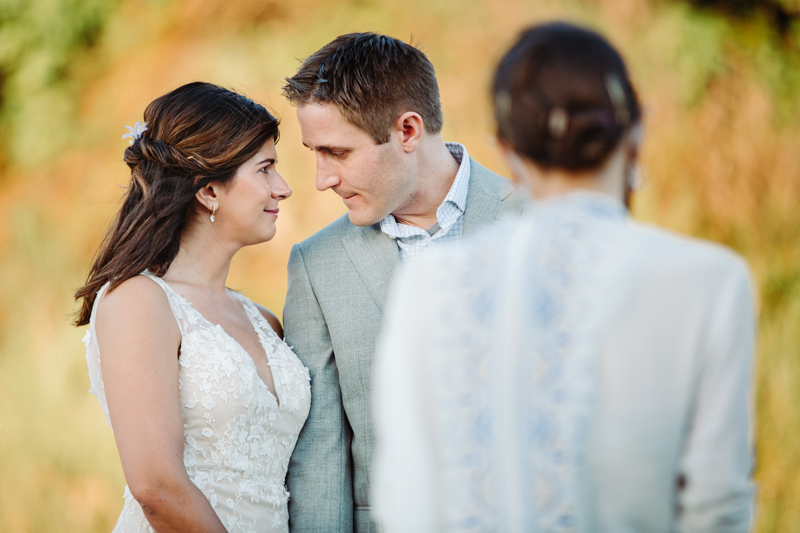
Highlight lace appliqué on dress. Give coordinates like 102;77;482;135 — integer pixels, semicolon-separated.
83;273;310;532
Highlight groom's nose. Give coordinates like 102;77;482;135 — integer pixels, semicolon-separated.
315;158;341;192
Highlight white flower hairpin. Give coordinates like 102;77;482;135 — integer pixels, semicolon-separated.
122;121;148;145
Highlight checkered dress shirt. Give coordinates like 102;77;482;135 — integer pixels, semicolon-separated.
379;143;471;261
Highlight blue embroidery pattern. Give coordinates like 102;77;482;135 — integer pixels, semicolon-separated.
422;194;626;532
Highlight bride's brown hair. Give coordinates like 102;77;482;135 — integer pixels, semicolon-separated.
74;82;280;326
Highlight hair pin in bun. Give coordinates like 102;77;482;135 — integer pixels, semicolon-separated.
547;107;569;138
605;75;629;126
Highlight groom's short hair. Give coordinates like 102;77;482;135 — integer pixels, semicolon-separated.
283;32;443;144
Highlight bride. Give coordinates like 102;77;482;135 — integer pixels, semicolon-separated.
74;82;310;532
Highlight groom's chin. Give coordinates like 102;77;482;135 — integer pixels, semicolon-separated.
346;209;380;227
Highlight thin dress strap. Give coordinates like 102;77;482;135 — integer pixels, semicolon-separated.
84;282;112;427
139;271;191;336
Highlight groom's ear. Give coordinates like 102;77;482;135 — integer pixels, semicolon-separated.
394;111;424;153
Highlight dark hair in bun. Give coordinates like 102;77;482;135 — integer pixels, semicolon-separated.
75;82;279;326
493;22;641;171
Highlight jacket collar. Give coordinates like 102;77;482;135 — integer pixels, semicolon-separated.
341;157;513;313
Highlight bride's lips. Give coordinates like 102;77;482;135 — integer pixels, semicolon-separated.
264;208;279;217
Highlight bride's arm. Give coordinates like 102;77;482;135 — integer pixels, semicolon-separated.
95;276;226;533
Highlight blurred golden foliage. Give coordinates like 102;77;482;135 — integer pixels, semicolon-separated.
0;0;798;530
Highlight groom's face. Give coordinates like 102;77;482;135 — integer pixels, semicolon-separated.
297;102;412;226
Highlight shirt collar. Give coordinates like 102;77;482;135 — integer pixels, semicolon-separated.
379;142;471;238
440;142;470;215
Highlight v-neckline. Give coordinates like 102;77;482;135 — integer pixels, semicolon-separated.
158;279;282;408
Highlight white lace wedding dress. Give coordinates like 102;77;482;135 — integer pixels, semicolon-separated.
83;272;311;532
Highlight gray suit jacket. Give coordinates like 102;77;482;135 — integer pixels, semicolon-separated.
284;158;522;533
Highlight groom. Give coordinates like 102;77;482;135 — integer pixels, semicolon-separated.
282;32;522;532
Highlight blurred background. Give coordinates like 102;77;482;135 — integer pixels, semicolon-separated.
0;0;798;530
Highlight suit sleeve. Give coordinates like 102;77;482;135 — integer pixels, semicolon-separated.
675;259;756;533
284;244;354;532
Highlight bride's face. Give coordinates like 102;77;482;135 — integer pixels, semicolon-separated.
214;139;292;246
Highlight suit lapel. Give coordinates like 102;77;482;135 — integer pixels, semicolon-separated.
342;225;400;314
340;159;512;311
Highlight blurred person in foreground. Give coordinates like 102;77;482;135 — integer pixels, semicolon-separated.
281;32;522;532
372;22;756;532
75;82;310;532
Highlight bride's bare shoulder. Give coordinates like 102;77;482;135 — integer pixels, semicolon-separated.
95;275;178;337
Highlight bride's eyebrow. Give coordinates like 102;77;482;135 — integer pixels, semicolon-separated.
255;158;276;166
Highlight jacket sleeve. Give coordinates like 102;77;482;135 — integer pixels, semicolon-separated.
675;258;756;533
284;243;354;532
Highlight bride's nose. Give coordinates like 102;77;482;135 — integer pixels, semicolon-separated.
271;171;292;200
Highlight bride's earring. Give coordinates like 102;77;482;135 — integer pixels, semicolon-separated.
210;205;217;222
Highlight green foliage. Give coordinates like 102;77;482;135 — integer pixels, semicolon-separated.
649;4;733;105
0;0;120;168
642;1;800;123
